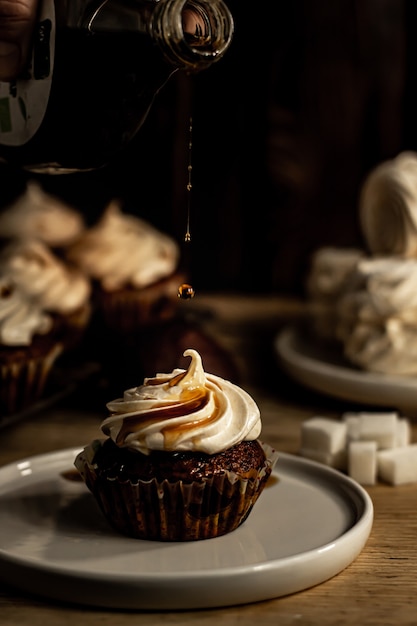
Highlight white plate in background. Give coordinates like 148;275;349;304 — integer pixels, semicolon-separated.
275;324;417;414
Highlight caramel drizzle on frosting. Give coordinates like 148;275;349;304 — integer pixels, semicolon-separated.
109;388;217;446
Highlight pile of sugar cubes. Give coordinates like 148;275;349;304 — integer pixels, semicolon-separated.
300;411;417;485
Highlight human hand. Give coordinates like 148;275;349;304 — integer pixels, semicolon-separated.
0;0;39;81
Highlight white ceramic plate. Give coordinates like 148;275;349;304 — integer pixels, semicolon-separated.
275;324;417;413
0;448;373;610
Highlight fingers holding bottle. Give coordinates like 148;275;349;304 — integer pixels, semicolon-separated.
0;0;39;81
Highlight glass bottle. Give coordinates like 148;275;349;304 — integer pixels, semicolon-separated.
0;0;234;174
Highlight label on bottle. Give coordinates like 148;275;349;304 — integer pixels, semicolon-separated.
0;0;55;146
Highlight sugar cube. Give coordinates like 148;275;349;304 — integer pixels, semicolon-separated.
395;418;411;447
301;417;347;456
300;411;416;486
356;412;398;449
377;444;417;485
342;413;361;441
348;441;377;485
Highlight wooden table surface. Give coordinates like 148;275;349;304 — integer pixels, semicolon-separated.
0;294;416;626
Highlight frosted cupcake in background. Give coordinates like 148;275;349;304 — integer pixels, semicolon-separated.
0;277;63;417
0;181;85;248
66;200;185;332
75;349;278;541
0;238;92;348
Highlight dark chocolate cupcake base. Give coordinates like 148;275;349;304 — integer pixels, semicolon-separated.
75;439;278;541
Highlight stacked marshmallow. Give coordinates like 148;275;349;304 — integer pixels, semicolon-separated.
300;412;416;485
306;150;417;375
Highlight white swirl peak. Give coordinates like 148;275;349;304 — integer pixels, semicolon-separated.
0;278;52;346
0;239;91;315
0;181;85;247
66;201;179;291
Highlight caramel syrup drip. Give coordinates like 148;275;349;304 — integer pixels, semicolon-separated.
177;116;195;299
185;116;193;243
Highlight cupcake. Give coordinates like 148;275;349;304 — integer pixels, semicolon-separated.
66;200;184;332
0;181;85;248
0;238;92;348
0;276;63;417
75;349;278;541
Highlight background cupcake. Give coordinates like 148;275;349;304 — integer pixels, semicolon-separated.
0;181;85;249
66;200;185;331
0;276;63;418
65;200;186;390
0;238;92;350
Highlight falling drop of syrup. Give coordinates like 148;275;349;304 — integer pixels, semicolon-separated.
178;283;195;299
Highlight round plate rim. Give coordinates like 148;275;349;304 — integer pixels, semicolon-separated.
274;323;417;408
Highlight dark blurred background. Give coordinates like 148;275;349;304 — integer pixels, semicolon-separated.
2;0;417;295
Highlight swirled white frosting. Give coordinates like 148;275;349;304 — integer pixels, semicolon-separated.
0;278;52;346
102;349;262;455
359;151;417;257
0;181;85;247
0;239;91;315
66;201;179;291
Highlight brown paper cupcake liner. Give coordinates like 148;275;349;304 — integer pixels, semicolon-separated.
60;302;92;348
0;342;63;417
94;272;186;331
75;441;278;541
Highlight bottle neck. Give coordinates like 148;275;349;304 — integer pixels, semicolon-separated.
151;0;234;71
